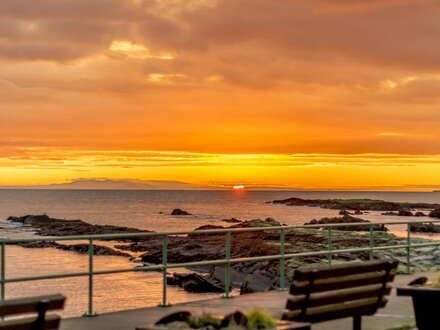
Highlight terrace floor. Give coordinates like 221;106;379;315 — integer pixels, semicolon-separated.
60;272;428;330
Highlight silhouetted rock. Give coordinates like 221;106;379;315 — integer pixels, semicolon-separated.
194;225;224;231
415;212;426;217
410;222;440;233
18;241;131;257
230;218;281;228
19;241;60;248
382;212;399;216
270;197;440;211
222;218;242;223
171;209;192;216
7;215;147;238
304;214;388;232
155;311;191;325
382;210;414;216
57;244;131;257
398;209;413;217
429;209;440;218
166;273;224;293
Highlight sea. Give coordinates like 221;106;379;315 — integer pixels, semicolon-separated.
0;189;439;317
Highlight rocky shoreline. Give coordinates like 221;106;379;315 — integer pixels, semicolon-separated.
7;214;149;238
269;197;440;213
6;210;440;295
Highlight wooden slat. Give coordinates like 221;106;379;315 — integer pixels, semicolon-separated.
0;295;65;317
284;297;388;323
286;284;391;310
0;314;60;330
290;271;395;295
293;260;397;281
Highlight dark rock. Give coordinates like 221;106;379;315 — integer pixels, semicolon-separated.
408;277;428;286
429;209;440;218
410;222;440;233
155;311;191;325
398;209;413;217
230;218;281;228
354;210;363;215
9;214;52;225
339;210;350;216
270;197;440;211
415;212;426;217
18;241;131;257
171;209;191;216
194;225;224;231
222;218;242;223
7;215;148;239
176;273;224;293
239;272;275;294
382;209;414;216
382;212;399;216
56;244;131;257
240;281;256;294
19;241;60;249
304;214;388;232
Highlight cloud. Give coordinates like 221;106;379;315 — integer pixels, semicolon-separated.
1;0;440;160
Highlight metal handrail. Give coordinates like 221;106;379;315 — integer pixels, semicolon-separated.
1;219;440;316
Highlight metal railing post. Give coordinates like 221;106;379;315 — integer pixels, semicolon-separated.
224;231;231;298
327;227;332;265
279;228;286;291
407;223;411;274
84;239;96;317
369;224;374;261
161;235;170;307
1;241;5;301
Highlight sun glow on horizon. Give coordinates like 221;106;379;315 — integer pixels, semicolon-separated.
233;185;245;190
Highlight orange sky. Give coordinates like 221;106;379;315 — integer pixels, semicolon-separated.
1;0;440;190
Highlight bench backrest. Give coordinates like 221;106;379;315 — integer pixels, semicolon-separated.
283;260;398;323
0;294;65;330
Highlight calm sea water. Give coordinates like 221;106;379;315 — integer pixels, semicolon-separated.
0;189;439;317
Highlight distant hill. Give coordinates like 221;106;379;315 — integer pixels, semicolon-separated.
0;179;208;190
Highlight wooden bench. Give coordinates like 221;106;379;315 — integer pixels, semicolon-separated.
283;260;398;330
0;294;65;330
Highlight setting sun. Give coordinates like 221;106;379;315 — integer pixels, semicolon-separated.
233;185;245;190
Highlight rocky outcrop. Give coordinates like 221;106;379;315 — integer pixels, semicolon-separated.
171;209;192;216
415;212;426;217
410;222;440;233
7;215;147;239
57;244;132;257
222;218;242;223
429;209;440;218
229;218;282;228
382;210;414;217
382;212;398;216
304;214;388;232
269;197;440;211
166;273;224;293
18;241;131;257
194;225;224;231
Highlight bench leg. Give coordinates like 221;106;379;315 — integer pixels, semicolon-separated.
353;315;362;330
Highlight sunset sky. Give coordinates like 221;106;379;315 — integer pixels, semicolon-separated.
1;0;440;190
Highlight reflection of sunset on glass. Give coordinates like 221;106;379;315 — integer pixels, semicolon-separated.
1;1;440;190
